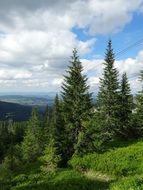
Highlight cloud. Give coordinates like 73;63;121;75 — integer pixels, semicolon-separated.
115;51;143;77
82;49;143;94
0;0;142;92
0;69;32;79
0;0;142;34
68;0;143;34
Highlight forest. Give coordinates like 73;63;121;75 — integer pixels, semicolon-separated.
0;40;143;190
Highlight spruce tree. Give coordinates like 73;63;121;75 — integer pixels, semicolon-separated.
0;122;9;160
136;95;143;130
98;40;119;139
50;94;65;165
22;108;43;162
51;94;63;138
44;105;50;129
40;138;61;173
42;105;51;145
73;120;98;156
61;48;92;158
135;70;143;134
118;72;133;138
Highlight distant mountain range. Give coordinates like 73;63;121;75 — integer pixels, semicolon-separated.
0;101;32;121
0;94;55;121
0;95;54;107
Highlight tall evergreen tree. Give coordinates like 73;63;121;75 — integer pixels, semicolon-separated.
0;122;10;161
118;72;133;138
50;94;65;164
51;94;63;138
61;48;92;158
40;138;61;173
22;108;43;162
73;120;98;156
98;40;119;139
135;70;143;134
44;105;50;127
42;105;51;145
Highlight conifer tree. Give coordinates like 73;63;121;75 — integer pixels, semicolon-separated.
51;94;63;138
135;70;143;133
73;120;97;156
50;94;65;164
61;48;92;158
42;105;51;145
136;95;143;129
0;122;9;160
22;108;43;162
44;105;50;128
118;72;133;138
40;138;61;173
98;40;119;139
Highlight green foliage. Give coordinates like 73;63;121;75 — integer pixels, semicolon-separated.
0;121;10;160
0;121;26;162
73;119;99;156
8;169;110;190
42;105;51;145
97;40;120;139
40;138;61;173
0;145;22;186
117;72;133;138
61;48;93;159
110;175;143;190
1;46;143;190
50;94;65;163
135;94;143;131
2;140;143;190
133;69;143;135
69;141;143;176
21;108;43;162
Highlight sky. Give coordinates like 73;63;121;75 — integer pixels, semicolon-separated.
0;0;143;94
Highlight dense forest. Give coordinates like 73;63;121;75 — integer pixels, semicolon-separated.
0;40;143;190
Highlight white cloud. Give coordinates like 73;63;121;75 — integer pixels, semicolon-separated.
0;0;142;92
0;69;32;79
52;78;63;86
81;49;143;94
67;0;142;34
115;51;143;77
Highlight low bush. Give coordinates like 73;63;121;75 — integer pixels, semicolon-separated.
9;169;110;190
109;175;143;190
69;141;143;176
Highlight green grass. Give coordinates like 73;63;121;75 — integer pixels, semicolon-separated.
109;175;143;190
7;169;111;190
69;141;143;177
1;140;143;190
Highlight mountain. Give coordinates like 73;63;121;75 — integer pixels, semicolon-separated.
0;95;54;107
0;101;32;121
0;93;55;121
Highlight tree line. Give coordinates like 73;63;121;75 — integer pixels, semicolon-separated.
0;40;143;175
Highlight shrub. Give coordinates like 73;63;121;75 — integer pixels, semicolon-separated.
109;175;143;190
39;139;61;174
69;141;143;176
10;169;102;190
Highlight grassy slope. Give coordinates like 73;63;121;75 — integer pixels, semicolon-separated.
1;140;143;190
0;170;111;190
70;140;143;190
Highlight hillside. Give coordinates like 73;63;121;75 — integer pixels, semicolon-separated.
0;40;142;190
2;140;143;190
0;101;32;121
0;95;53;106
